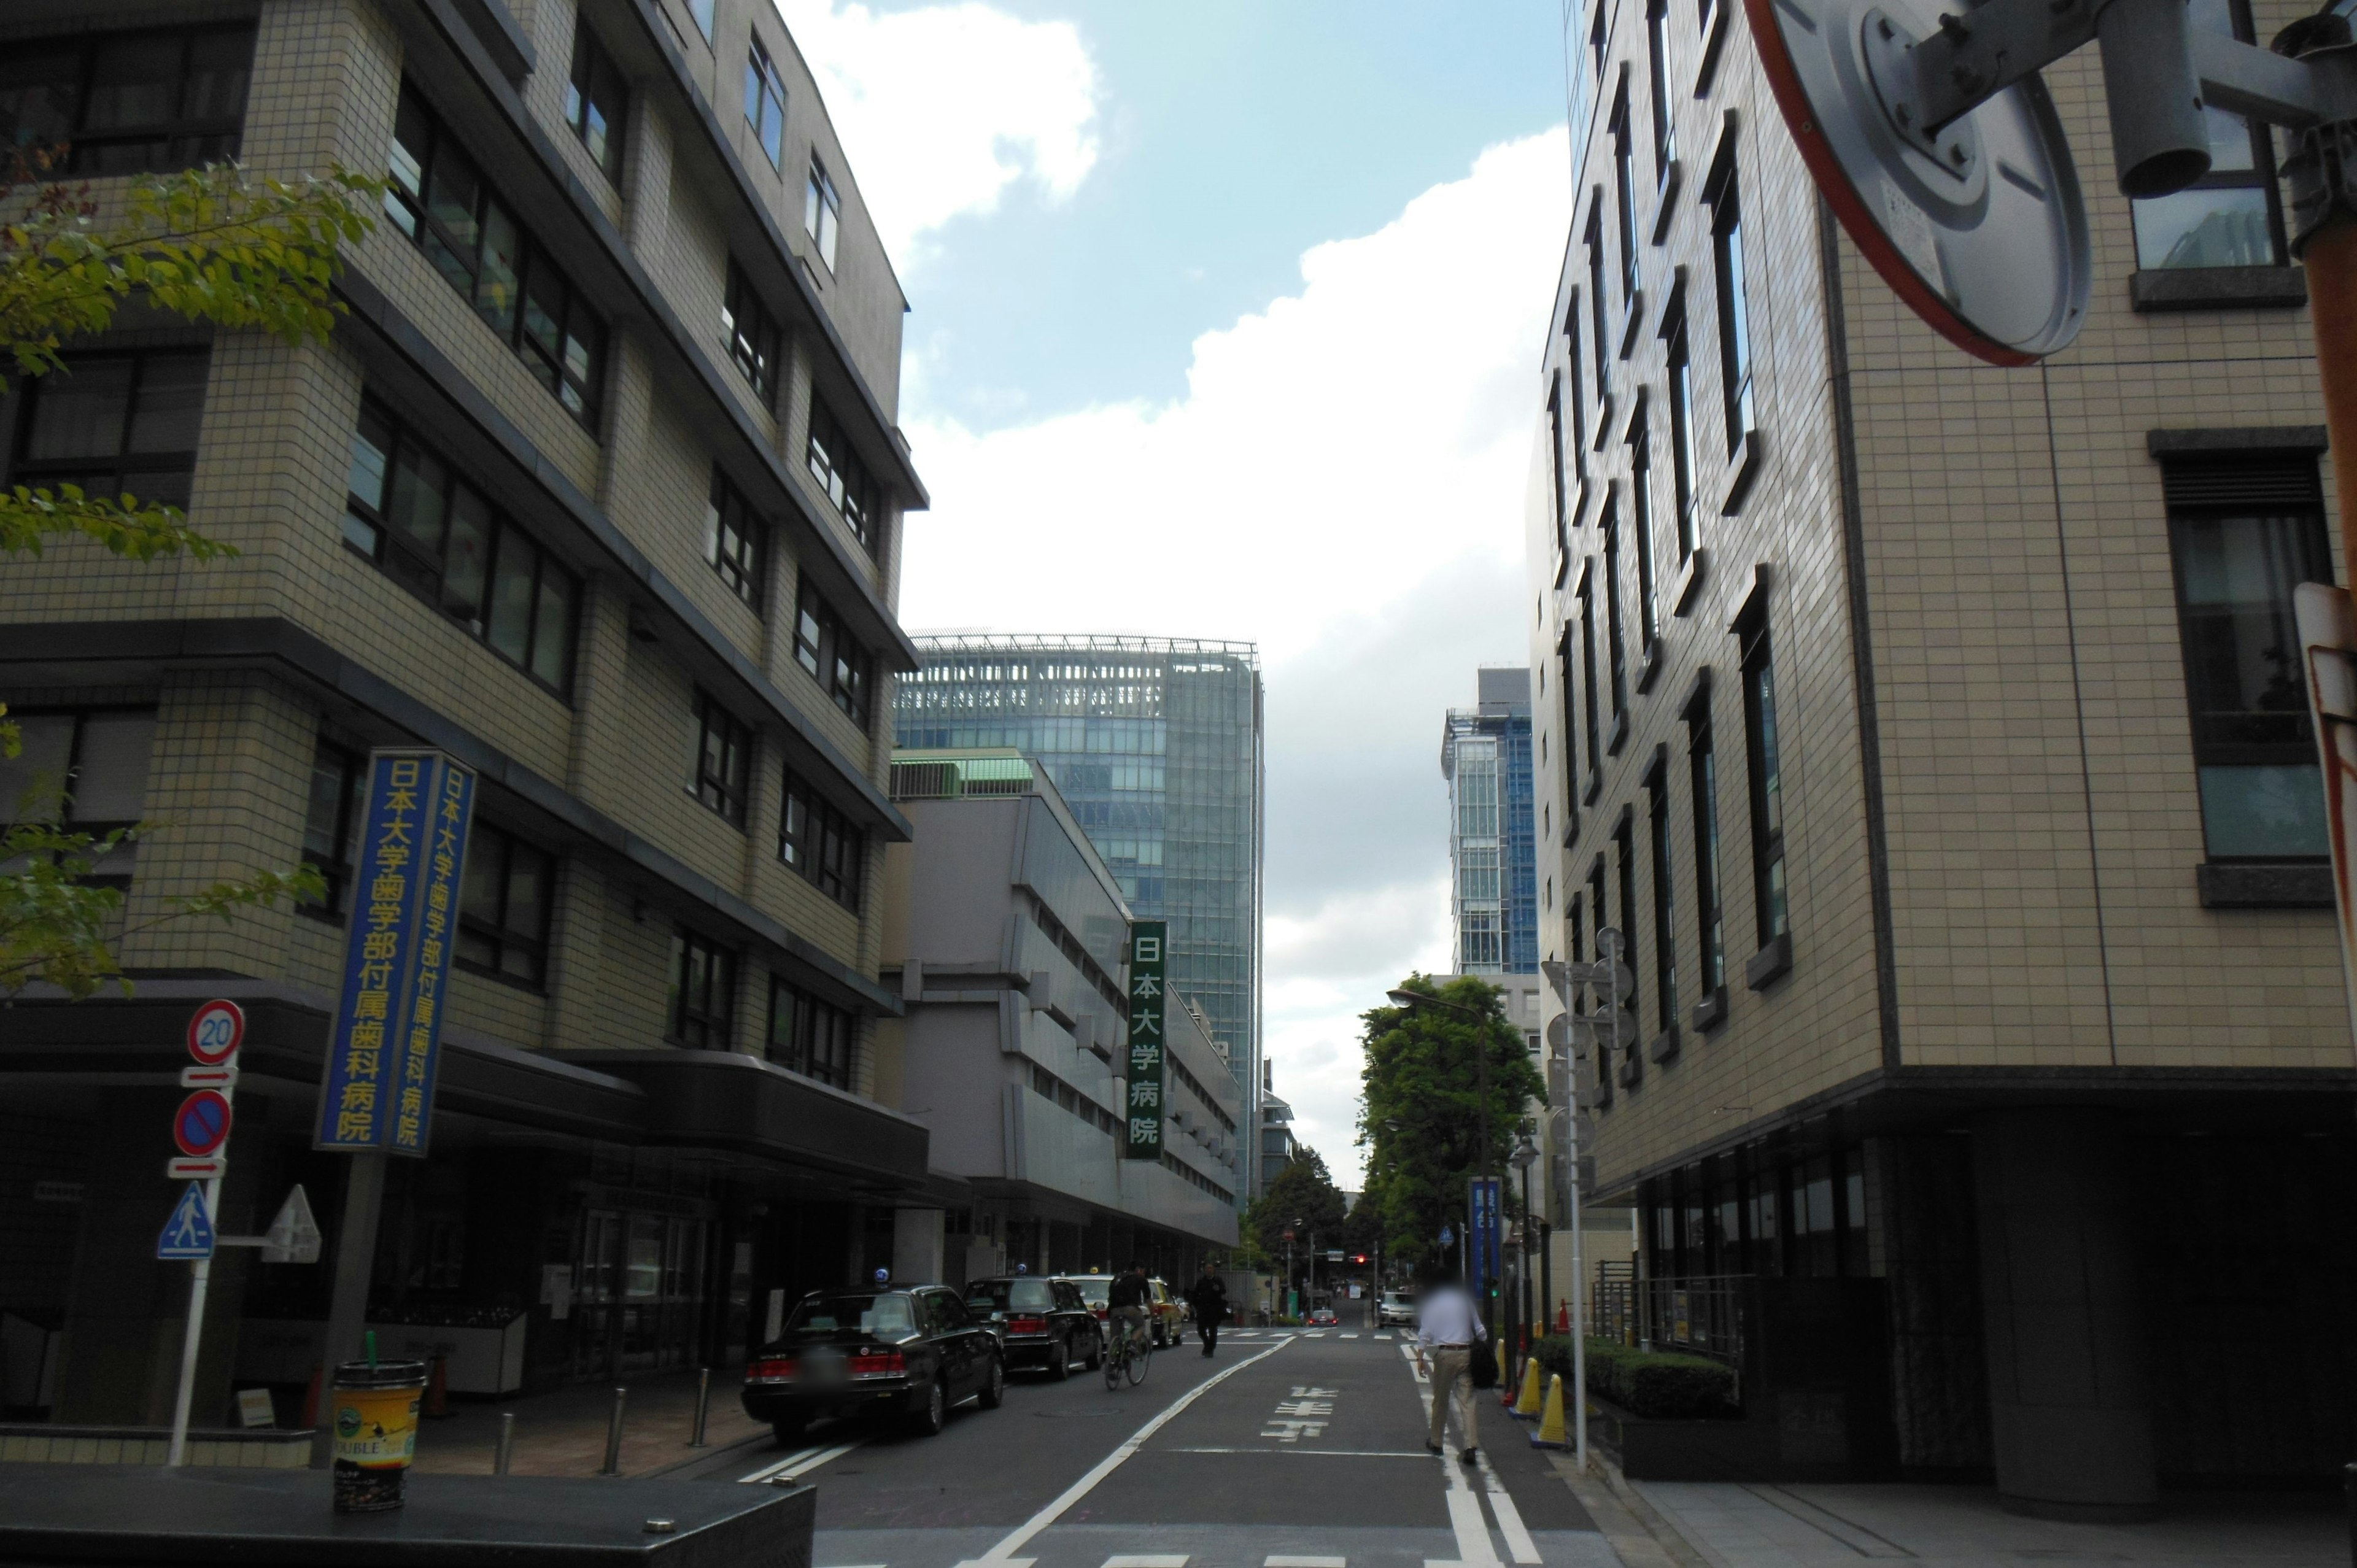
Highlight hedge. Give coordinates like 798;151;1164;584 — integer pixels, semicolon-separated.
1530;1335;1739;1420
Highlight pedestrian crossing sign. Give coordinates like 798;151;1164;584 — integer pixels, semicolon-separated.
156;1182;215;1261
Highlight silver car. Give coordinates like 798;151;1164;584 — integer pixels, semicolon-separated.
1377;1291;1418;1327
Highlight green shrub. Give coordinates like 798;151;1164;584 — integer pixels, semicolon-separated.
1528;1334;1738;1419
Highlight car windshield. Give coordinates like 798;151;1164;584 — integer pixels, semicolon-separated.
1067;1278;1111;1307
966;1279;1056;1313
783;1294;916;1337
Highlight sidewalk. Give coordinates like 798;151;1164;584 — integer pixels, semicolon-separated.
404;1367;770;1478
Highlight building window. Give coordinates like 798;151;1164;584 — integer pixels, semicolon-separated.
794;578;872;724
1687;700;1726;994
1547;376;1570;555
0;707;158;887
1614;815;1641;1043
1566;303;1590;469
563;20;627;182
669;929;737;1048
806;401;875;549
385;87;608;428
457;822;554;987
2129;0;2284;270
298;736;366;919
1666;307;1700;563
1558;627;1581;825
805;158;842;271
721;263;781;403
686;0;716;42
0;25;254;176
780;769;863;910
1646;0;1677;186
1586;207;1611;403
690;690;754;825
1629;419;1662;648
768;976;854;1087
1707;156;1755;455
341;400;579;692
10;349;207;511
1612;90;1639;316
745;37;787;168
1603;498;1630;720
1740;608;1789;943
1578;575;1604;779
705;469;764;608
2162;452;2331;858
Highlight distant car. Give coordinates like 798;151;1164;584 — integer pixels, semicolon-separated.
1308;1306;1339;1326
965;1275;1099;1378
1377;1291;1418;1328
1147;1279;1185;1346
741;1286;1002;1442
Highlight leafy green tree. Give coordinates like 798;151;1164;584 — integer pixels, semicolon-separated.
1356;973;1546;1271
0;156;379;998
1244;1145;1349;1260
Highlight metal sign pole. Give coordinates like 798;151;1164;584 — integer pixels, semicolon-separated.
164;1168;223;1468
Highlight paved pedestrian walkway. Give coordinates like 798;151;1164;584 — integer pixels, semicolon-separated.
405;1367;768;1478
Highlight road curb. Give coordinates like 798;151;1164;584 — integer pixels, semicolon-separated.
1541;1447;1714;1568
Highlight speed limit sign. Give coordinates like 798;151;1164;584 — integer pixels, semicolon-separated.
186;999;246;1066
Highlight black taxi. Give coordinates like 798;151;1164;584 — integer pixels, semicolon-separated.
741;1284;1004;1440
964;1275;1101;1378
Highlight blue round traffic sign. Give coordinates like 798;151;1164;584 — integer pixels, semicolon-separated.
173;1089;233;1158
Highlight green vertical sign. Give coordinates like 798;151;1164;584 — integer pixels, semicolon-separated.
1123;921;1167;1160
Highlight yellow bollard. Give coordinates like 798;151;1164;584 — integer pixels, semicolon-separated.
1530;1373;1570;1450
1511;1354;1544;1419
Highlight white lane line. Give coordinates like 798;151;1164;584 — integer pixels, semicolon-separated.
1472;1449;1542;1564
1268;1558;1349;1567
1171;1446;1436;1457
738;1442;856;1484
1103;1558;1190;1567
736;1445;821;1483
1407;1351;1503;1568
950;1338;1293;1567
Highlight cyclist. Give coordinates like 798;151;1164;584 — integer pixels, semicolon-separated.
1107;1259;1154;1361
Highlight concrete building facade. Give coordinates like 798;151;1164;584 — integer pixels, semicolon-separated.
1525;0;2354;1509
0;0;936;1422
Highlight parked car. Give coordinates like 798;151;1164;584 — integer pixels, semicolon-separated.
1377;1290;1418;1327
1308;1305;1339;1326
1147;1278;1185;1346
1062;1273;1183;1348
741;1285;1003;1442
964;1275;1099;1378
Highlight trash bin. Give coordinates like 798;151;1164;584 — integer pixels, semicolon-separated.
328;1358;427;1513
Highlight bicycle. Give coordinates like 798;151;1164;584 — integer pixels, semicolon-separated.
1102;1311;1151;1390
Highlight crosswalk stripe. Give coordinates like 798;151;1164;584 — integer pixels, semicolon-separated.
1267;1557;1348;1567
1341;1332;1360;1338
1374;1333;1393;1340
1102;1557;1190;1567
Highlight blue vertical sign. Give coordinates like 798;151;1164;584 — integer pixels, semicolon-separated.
314;751;476;1156
1468;1176;1501;1291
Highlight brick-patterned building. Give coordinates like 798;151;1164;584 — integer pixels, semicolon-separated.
1525;0;2355;1510
0;0;945;1419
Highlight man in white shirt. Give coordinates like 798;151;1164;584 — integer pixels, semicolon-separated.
1414;1267;1487;1461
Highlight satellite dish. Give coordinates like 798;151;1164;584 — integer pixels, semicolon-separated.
1746;0;2090;363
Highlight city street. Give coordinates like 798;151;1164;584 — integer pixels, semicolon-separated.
662;1330;1608;1568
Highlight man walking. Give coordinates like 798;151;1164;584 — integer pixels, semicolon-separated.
1414;1265;1487;1462
1186;1263;1229;1358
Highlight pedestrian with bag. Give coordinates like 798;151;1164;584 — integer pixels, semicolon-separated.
1185;1262;1229;1358
1413;1264;1491;1462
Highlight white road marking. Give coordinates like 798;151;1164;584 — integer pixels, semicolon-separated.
1102;1558;1190;1568
738;1442;856;1484
1473;1449;1543;1564
1267;1558;1348;1567
737;1445;819;1483
1172;1446;1433;1457
1341;1332;1360;1339
950;1339;1292;1568
1374;1333;1394;1340
1408;1350;1505;1568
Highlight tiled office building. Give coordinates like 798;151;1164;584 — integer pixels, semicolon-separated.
1526;0;2353;1510
0;0;940;1421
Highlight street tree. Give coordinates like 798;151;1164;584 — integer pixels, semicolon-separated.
1243;1145;1349;1261
1355;972;1545;1271
0;157;379;1000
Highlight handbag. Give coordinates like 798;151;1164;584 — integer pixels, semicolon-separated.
1468;1335;1499;1390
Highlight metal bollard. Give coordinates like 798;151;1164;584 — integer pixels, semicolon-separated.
599;1386;627;1476
689;1367;710;1448
493;1412;514;1476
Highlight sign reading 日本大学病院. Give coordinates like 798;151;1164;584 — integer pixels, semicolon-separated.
1123;921;1167;1161
314;750;476;1157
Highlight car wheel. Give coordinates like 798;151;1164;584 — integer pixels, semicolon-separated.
908;1377;947;1437
979;1355;1005;1408
1087;1333;1104;1370
1050;1335;1072;1380
771;1416;805;1445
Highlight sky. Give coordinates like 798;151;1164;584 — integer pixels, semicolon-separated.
776;0;1574;1188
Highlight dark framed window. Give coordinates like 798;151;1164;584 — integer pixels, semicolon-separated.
1629;417;1662;648
1647;767;1678;1033
0;25;253;176
1687;699;1726;994
10;349;206;511
1602;496;1630;720
1577;573;1603;777
1547;376;1570;555
805;158;842;270
794;579;872;724
669;929;737;1048
1666;306;1700;563
807;401;875;549
1611;89;1639;314
457;821;554;987
745;37;787;168
1566;302;1590;470
563;20;627;182
2162;452;2331;859
690;689;754;825
780;769;863;910
1705;155;1755;454
0;707;158;888
1614;815;1641;1043
1558;627;1581;827
385;87;608;428
1585;206;1611;404
1646;0;1677;186
768;975;854;1088
2129;0;2285;270
721;263;782;404
1739;606;1789;942
298;736;366;920
341;400;579;692
705;469;764;608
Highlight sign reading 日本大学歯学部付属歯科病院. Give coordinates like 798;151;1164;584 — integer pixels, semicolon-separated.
1123;921;1167;1161
314;750;476;1157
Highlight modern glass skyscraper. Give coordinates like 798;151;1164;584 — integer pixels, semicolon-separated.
1442;667;1538;974
894;636;1265;1195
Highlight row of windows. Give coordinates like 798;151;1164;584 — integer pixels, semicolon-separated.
1167;1055;1237;1137
689;689;868;910
0;23;251;175
668;930;856;1089
1163;1150;1234;1206
10;348;205;511
1029;1059;1122;1138
700;465;880;723
1645;1146;1871;1281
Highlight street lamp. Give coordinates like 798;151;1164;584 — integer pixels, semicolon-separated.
1510;1131;1540;1386
1387;986;1497;1349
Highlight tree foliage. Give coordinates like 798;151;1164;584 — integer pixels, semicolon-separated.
1242;1144;1349;1262
1355;973;1546;1270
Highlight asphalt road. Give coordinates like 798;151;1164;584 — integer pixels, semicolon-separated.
662;1326;1614;1568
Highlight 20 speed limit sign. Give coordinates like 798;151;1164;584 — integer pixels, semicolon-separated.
186;999;246;1065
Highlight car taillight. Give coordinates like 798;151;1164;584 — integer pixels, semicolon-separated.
746;1358;798;1381
848;1351;905;1377
1091;1307;1107;1319
1007;1316;1047;1335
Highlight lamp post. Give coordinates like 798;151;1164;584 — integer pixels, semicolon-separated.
1511;1130;1539;1383
1388;986;1498;1351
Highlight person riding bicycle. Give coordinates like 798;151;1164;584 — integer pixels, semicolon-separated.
1107;1259;1154;1358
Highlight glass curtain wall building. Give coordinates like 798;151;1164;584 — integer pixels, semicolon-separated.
1442;667;1538;974
894;636;1265;1197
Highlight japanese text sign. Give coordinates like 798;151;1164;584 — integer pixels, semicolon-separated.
314;750;476;1157
1123;921;1167;1161
1468;1176;1501;1289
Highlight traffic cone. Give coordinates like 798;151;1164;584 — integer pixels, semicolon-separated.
1530;1373;1570;1450
1556;1300;1571;1334
1511;1354;1544;1419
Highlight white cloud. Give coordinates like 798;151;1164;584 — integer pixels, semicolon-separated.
774;0;1101;263
899;128;1573;1189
